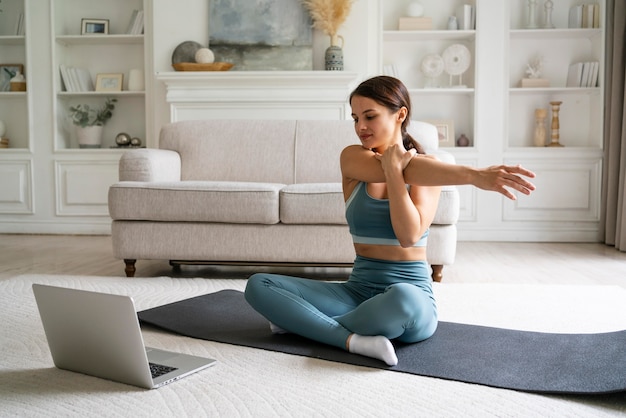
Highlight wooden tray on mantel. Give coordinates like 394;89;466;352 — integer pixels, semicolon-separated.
172;62;234;71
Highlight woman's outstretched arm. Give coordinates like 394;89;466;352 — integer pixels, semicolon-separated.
340;144;536;200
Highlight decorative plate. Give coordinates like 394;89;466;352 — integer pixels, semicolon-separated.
442;44;471;76
420;54;445;78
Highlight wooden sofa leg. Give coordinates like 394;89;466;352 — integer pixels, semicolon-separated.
124;259;136;277
431;264;443;282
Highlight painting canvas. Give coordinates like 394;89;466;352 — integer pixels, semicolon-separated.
209;0;313;70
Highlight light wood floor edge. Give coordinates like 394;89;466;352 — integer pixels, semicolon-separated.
1;234;625;289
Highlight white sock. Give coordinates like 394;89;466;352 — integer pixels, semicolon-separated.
348;334;398;366
269;322;289;334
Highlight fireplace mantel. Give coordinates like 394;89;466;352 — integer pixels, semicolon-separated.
157;71;361;122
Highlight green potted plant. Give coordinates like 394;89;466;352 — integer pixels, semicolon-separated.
69;98;116;148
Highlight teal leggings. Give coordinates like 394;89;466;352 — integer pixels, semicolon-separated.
244;256;438;351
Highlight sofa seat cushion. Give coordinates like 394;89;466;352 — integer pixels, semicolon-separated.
109;181;284;224
280;183;347;225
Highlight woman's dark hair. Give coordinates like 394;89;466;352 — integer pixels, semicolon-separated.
349;75;425;154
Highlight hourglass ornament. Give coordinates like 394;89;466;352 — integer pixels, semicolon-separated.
548;101;564;147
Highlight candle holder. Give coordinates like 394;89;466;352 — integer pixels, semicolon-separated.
547;101;564;147
533;108;547;147
526;0;539;29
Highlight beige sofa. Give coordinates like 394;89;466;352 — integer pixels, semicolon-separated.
108;120;459;280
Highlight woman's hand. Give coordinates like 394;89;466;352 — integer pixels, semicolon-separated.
474;165;536;200
373;144;416;177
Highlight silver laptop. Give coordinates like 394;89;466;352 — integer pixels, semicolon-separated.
32;284;216;389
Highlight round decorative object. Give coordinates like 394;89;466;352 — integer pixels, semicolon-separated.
442;44;471;76
407;1;424;17
130;137;142;147
115;132;131;146
195;48;215;64
420;54;444;78
457;134;470;147
171;41;203;64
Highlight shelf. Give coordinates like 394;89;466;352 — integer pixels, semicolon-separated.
509;87;601;95
57;91;145;97
0;36;26;46
0;92;28;98
55;34;144;46
510;28;602;40
409;88;475;95
383;30;475;42
504;146;603;156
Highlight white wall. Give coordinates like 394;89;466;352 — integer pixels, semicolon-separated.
149;0;379;145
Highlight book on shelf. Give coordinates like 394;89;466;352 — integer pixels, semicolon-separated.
566;61;599;87
456;4;475;30
382;65;398;78
126;9;144;35
569;3;600;28
59;65;94;92
15;13;25;36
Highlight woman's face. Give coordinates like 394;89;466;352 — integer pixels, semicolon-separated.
350;95;405;153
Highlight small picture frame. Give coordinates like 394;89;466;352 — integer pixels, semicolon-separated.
425;119;455;147
0;64;24;91
95;73;123;92
81;19;110;35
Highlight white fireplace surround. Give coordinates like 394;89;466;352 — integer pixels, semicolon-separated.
157;71;361;122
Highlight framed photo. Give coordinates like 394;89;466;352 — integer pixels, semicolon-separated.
81;19;109;35
0;64;24;92
425;119;455;147
95;73;123;92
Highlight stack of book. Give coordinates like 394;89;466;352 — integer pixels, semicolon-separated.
566;61;599;88
456;4;476;30
568;4;600;28
59;65;94;92
126;9;144;35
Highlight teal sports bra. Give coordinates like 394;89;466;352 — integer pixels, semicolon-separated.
345;182;428;247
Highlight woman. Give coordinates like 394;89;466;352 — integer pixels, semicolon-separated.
245;76;535;366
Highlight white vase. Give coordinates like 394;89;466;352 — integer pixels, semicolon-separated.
128;69;144;91
76;125;104;148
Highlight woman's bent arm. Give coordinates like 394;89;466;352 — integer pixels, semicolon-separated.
340;144;536;200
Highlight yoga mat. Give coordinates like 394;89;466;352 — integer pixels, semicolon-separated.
138;290;626;395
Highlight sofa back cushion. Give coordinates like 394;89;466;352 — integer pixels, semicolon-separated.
159;120;297;184
295;120;357;183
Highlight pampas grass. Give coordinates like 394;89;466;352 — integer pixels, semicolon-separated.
301;0;355;37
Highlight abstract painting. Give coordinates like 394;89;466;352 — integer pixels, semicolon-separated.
209;0;313;70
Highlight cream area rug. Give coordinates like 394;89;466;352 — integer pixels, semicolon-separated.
1;274;626;418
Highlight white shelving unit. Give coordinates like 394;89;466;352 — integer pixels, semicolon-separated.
381;0;605;241
0;0;29;151
382;1;476;147
51;0;147;150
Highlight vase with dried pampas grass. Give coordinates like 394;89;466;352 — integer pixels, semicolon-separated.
301;0;354;70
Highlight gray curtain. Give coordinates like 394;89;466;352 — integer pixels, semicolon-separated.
601;0;626;251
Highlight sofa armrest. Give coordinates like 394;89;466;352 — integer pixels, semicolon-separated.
430;148;456;165
118;149;182;182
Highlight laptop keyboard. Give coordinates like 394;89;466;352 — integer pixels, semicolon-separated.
149;362;178;379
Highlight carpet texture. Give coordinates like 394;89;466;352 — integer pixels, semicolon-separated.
138;290;626;395
3;275;626;417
